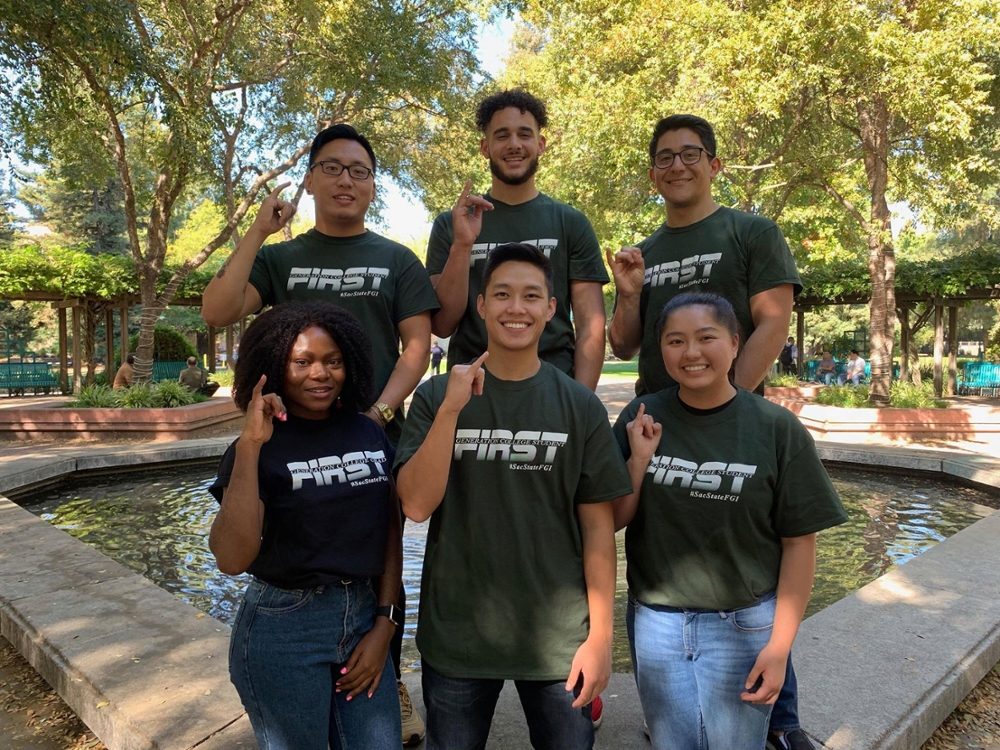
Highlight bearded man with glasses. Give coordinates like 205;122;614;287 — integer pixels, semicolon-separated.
202;123;437;746
607;115;815;750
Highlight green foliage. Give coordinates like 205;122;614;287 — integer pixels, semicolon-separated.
814;385;872;408
211;369;235;387
889;381;949;409
766;373;802;387
151;380;196;408
69;384;119;408
117;383;156;408
128;325;195;361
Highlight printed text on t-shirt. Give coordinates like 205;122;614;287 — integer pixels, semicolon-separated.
469;239;557;266
286;267;390;294
453;429;568;470
646;455;757;502
644;254;722;289
287;450;388;489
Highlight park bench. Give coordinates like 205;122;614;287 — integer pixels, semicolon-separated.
958;362;1000;397
0;361;60;396
149;361;189;383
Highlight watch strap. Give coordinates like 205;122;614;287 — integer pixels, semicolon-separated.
376;604;402;626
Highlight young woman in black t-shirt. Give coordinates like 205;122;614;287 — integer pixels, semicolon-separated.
209;301;402;750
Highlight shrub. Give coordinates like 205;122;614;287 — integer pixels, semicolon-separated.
70;384;120;408
211;368;234;387
889;380;949;409
117;382;156;408
152;380;196;408
813;385;870;407
123;325;196;361
765;373;801;387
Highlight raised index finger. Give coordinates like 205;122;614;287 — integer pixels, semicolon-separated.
269;182;292;201
469;351;489;372
251;374;267;399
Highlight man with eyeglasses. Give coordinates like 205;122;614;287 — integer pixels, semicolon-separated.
607;115;811;750
202;123;437;746
427;89;609;393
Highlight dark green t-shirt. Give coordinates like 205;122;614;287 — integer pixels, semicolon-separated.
248;228;440;443
626;207;802;395
426;193;608;374
613;388;847;611
394;362;632;680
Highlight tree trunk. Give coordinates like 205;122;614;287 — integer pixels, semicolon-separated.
858;96;897;406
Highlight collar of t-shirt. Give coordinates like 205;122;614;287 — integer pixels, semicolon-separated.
677;392;738;416
483;191;545;212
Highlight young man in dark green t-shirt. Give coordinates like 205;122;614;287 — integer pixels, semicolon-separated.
607;114;801;397
427;89;609;391
201;124;436;745
606;115;810;750
395;244;631;750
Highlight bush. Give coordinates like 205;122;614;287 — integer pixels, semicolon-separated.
70;384;120;408
123;325;196;361
211;368;234;387
765;373;801;387
152;380;196;408
889;381;949;409
813;385;871;407
117;382;156;408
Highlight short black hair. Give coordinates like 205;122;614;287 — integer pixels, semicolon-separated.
649;114;717;164
476;89;548;133
125;353;135;364
850;349;860;356
233;302;375;415
308;124;377;172
481;243;554;298
655;292;741;344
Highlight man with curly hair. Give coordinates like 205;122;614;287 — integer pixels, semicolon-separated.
201;124;436;745
427;89;609;393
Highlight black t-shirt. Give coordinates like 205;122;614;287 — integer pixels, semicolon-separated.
210;412;394;589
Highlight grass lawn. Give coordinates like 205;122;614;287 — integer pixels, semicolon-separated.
601;360;638;379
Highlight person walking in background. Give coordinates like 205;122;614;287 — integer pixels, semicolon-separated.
430;341;444;375
779;337;798;376
613;293;847;750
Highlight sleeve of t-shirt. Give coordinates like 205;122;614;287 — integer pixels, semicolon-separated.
247;245;277;307
744;222;803;299
393;250;441;323
612;399;641;462
208;439;239;503
772;441;849;538
425;213;453;276
575;394;634;504
392;379;440;470
566;209;610;283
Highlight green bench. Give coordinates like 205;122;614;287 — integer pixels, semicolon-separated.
0;362;61;396
959;362;1000;397
150;361;190;383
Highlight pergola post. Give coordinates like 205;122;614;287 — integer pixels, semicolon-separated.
795;309;805;376
947;306;958;396
105;307;116;375
71;304;83;394
899;307;909;383
57;307;69;394
933;303;944;398
207;325;216;374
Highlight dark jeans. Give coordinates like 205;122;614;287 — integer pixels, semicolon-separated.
769;655;800;732
422;661;594;750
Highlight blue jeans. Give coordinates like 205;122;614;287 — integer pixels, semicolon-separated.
627;592;775;750
229;577;400;750
422;661;594;750
769;655;799;732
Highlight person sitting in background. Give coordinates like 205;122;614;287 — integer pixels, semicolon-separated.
113;354;134;390
179;356;220;397
816;351;837;386
839;350;866;386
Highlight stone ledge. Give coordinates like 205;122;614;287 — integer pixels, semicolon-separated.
0;399;242;441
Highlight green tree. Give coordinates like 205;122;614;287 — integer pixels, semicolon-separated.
1;0;484;382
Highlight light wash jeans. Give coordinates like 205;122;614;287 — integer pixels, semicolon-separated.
422;661;594;750
627;590;775;750
229;577;400;750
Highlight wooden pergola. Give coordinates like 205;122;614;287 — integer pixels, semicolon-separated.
1;290;243;394
791;287;1000;396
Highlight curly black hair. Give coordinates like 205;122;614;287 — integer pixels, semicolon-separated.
233;302;376;415
475;88;548;133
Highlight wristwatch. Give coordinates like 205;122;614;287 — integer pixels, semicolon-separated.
376;604;403;627
371;401;394;425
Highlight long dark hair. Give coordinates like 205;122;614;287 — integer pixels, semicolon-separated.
233;302;375;414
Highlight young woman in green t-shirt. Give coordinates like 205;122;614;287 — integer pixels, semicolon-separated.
612;292;846;750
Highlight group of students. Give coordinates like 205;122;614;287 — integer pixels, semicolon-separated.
201;88;848;750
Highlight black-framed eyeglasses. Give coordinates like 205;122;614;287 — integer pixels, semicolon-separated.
652;147;713;169
310;159;374;180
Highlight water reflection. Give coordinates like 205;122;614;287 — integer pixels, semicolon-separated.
20;464;992;673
